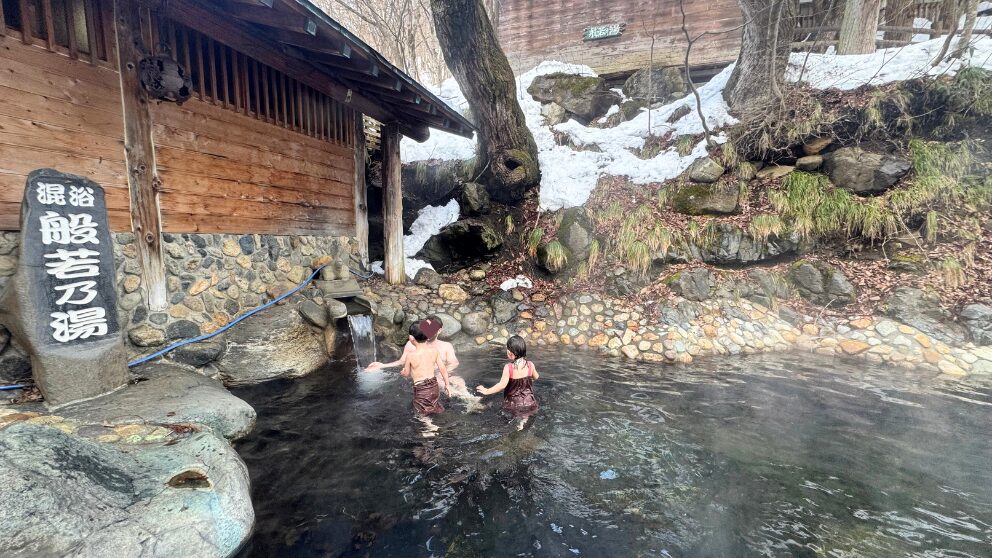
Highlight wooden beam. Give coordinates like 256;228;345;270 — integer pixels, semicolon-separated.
229;3;317;36
381;122;403;285
18;0;32;44
267;28;352;57
166;1;396;125
353;112;368;268
230;0;275;6
114;0;168;311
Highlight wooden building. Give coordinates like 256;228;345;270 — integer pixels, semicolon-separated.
0;0;473;306
494;0;744;78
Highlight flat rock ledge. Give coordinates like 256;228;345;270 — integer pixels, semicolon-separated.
0;364;257;557
367;284;992;378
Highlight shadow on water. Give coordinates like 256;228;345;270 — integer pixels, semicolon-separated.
232;349;992;557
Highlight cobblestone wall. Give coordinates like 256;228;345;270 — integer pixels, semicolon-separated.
0;231;355;360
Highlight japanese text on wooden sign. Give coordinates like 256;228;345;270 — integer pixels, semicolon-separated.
583;23;625;41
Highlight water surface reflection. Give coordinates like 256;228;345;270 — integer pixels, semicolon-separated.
233;349;992;557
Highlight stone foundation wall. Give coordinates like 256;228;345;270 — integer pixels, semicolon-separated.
0;231;355;373
366;276;992;378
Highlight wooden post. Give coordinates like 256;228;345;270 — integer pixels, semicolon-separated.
381;122;404;284
353;112;369;268
114;0;168;311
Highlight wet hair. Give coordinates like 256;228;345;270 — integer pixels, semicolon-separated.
507;335;527;359
409;321;428;343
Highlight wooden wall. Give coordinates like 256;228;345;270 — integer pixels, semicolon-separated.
0;14;357;237
0;35;130;230
150;98;356;236
496;0;743;77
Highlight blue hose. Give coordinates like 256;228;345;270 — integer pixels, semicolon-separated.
128;264;333;368
0;384;27;391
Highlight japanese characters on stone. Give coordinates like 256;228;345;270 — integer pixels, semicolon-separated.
33;180;112;343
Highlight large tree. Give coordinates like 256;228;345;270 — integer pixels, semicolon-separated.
724;0;798;112
430;0;540;203
883;0;916;44
837;0;882;54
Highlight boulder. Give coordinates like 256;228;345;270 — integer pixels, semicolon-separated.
878;287;966;344
0;423;252;557
434;313;462;340
127;324;166;348
418;219;502;273
325;298;348;320
526;73;619;123
622;66;687;104
166;319;201;342
673;184;738;215
667;268;713;301
459;182;491;216
664;223;803;265
824;147;911;195
795;155;823;171
491;295;518;324
58;362;256;440
755;165;795;179
214;296;327;385
685;156;726;184
787;261;856;306
414;268;443;289
469;269;487;281
298;299;329;329
744;268;792;307
461;311;491;336
558;207;595;261
540;102;569;125
171;336;227;368
438;284;470;303
960;304;992;346
803;136;833;155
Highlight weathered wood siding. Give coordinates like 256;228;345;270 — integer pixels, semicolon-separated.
150;98;356;236
497;0;743;76
0;35;130;230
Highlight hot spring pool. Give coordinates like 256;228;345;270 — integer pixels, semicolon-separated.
232;348;992;557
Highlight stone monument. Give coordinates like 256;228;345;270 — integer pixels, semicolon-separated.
0;169;128;407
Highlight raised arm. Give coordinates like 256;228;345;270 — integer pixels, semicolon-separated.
476;365;511;396
366;343;414;371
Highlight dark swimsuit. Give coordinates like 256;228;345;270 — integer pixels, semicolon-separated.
502;360;539;418
413;377;444;415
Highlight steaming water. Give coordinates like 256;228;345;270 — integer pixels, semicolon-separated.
346;314;377;369
233;349;992;557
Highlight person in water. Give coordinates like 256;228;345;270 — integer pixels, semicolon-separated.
366;315;473;401
403;320;450;415
476;335;540;418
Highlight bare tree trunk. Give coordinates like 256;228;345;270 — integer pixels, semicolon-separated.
431;0;540;203
837;0;882;54
951;0;979;58
884;0;916;44
932;0;963;65
724;0;798;112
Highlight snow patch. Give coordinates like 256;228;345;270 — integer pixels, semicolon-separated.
500;275;533;291
370;200;460;280
402;36;992;212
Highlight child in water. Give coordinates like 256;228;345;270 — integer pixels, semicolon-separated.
403;320;450;415
476;335;540;419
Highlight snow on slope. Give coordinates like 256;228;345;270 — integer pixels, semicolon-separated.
370;200;460;279
403;36;992;212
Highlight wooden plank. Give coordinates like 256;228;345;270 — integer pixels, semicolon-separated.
0;198;133;231
0;54;124;114
261;63;270;122
0;113;125;160
279;71;287;127
232;48;241;111
154;169;352;208
114;0;167;311
207;36;218;103
158;187;353;223
154;145;354;188
0;143;127;186
66;0;79;58
161;210;353;236
381;122;403;284
0;84;124;138
353;111;367;267
18;0;33;44
194;30;204;98
220;42;229;107
149;97;353;161
229;4;317;36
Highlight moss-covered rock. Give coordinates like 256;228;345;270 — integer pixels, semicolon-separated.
672;184;739;215
527;73;619;123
